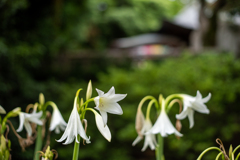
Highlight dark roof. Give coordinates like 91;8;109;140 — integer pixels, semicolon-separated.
156;20;193;45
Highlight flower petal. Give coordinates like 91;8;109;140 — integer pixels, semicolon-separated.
110;94;127;102
99;110;108;126
188;109;195;128
94;97;100;107
132;136;143;146
192;103;209;114
196;90;202;101
95;88;104;96
176;109;188;120
104;86;115;97
28;117;43;125
95;112;111;142
202;93;211;103
148;110;182;137
24;121;32;136
99;102;123;115
16;113;25;132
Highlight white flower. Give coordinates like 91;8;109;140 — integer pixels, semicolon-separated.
94;86;127;126
132;118;157;151
147;100;182;137
57;97;90;145
176;91;211;128
0;106;6;114
16;110;43;136
91;109;111;142
49;105;67;134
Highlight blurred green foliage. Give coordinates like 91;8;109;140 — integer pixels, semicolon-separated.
0;0;182;54
3;52;240;160
95;52;240;160
1;0;240;160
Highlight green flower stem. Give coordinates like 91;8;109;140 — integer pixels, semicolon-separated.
34;125;43;160
156;133;164;160
197;147;222;160
166;99;183;113
146;99;157;120
43;101;58;111
233;145;240;156
72;135;81;160
82;98;95;106
236;152;240;160
215;152;223;160
138;96;159;111
165;94;182;109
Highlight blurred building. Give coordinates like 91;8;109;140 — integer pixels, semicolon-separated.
111;20;193;59
112;0;240;58
111;2;198;59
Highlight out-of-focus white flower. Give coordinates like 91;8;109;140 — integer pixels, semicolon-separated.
147;99;182;137
132;118;157;151
176;91;211;128
57;97;90;145
94;86;127;126
49;104;67;134
0;106;6;114
16;110;43;136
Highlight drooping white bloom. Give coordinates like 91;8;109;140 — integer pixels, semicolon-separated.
49;105;67;134
147;100;183;137
94;86;127;126
16;110;43;136
57;97;90;145
132;118;157;151
176;91;211;128
91;109;111;142
0;106;6;114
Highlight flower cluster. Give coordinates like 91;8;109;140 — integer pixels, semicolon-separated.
0;81;127;160
57;81;127;145
0;93;67;159
132;91;211;152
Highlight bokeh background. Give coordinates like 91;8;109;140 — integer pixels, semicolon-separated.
1;0;240;159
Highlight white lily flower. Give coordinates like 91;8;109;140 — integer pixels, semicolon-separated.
147;99;182;137
94;86;127;126
132;118;157;151
16;110;43;136
0;105;6;114
176;91;211;128
57;97;90;145
49;104;67;134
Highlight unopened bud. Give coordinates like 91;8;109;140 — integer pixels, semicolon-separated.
135;109;145;137
175;119;182;139
40;146;58;160
39;93;45;105
0;106;6;114
86;80;92;100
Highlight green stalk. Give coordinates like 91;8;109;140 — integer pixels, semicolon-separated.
34;125;43;160
156;134;164;160
72;135;80;160
196;147;221;160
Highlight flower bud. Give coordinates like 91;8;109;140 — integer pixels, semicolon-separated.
86;80;92;100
